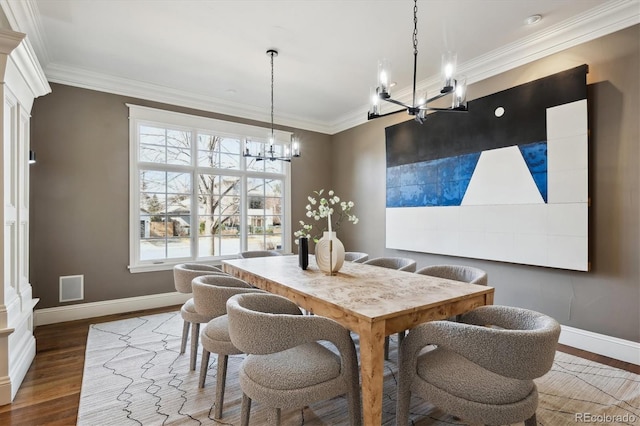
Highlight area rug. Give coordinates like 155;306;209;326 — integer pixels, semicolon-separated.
77;311;640;425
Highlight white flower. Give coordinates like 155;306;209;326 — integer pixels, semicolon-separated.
295;189;358;243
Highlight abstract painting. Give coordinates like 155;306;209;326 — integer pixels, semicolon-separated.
385;65;589;271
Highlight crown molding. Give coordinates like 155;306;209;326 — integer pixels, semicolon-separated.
9;33;50;98
2;0;639;135
44;62;329;134
0;0;50;64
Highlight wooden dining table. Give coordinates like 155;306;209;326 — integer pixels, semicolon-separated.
222;255;494;425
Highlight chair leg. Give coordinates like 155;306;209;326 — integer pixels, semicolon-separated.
198;350;210;388
524;413;537;426
180;320;190;354
214;354;229;419
240;393;251;426
384;336;390;360
347;388;362;425
396;363;412;426
190;322;200;371
398;330;405;346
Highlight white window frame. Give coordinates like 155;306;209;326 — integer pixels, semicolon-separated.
127;104;292;273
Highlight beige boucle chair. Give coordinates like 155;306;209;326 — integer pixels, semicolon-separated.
363;256;417;359
344;251;369;263
173;263;226;370
396;305;560;425
192;275;265;419
416;264;488;321
364;256;417;272
238;250;282;258
226;292;362;426
415;264;488;285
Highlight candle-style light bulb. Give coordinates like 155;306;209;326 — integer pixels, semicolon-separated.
377;59;391;96
441;52;457;91
369;87;380;115
453;75;467;108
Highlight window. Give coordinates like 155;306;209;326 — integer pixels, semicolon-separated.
128;105;292;273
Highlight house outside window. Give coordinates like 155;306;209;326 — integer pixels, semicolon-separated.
128;104;292;273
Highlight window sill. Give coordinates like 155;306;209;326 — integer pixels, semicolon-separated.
128;259;229;274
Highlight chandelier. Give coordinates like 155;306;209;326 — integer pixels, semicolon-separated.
368;0;468;123
243;49;301;162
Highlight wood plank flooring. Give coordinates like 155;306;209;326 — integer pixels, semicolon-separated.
0;306;637;426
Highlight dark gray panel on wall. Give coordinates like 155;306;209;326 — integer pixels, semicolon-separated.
385;64;588;167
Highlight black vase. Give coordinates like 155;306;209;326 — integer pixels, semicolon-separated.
298;237;309;270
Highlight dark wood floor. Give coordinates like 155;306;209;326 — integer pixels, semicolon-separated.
0;306;637;425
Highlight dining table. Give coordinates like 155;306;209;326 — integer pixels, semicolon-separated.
222;255;495;425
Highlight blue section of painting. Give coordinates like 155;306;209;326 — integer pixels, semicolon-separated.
386;141;548;207
518;141;548;202
387;152;481;207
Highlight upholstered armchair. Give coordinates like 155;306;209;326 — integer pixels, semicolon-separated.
173;263;226;370
191;275;265;419
364;256;417;272
238;250;282;258
344;251;369;263
226;292;362;426
416;264;488;321
415;264;488;285
396;305;560;425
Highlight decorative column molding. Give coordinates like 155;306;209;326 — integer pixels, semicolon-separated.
0;27;49;405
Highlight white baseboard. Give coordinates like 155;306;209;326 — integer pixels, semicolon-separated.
560;325;640;366
34;292;190;326
34;295;639;366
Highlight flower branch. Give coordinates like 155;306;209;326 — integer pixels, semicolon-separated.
294;189;358;244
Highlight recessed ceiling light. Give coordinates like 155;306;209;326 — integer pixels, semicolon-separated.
525;14;542;25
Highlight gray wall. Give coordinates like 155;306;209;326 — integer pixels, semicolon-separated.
333;25;640;342
30;87;331;308
31;25;638;343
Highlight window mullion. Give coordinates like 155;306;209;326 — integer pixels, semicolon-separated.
129;104;291;272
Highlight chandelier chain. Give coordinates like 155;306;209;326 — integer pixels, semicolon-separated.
270;51;275;139
413;0;418;56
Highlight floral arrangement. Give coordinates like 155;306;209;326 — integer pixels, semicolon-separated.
294;189;358;244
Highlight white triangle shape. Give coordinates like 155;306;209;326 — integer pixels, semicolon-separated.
461;146;544;205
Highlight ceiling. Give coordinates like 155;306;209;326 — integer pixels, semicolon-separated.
1;0;638;134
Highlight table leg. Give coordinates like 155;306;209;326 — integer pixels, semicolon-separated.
358;321;385;425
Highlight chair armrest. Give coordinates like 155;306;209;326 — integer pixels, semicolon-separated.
401;309;560;380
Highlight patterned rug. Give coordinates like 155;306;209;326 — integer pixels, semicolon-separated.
77;311;640;425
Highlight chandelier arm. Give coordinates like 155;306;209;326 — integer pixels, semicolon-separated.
368;107;409;120
381;97;413;109
416;89;453;107
419;106;468;112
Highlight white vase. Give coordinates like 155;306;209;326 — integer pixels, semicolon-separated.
315;231;345;274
